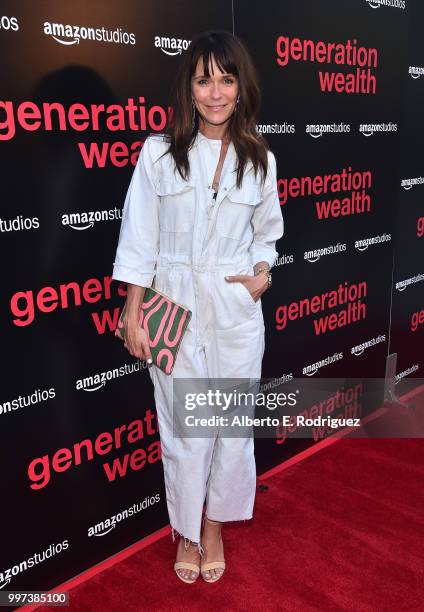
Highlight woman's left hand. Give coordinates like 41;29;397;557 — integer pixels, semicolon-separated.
224;273;269;302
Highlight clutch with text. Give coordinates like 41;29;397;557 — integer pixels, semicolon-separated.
114;287;192;375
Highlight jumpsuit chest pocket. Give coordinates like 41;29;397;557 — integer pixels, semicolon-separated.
216;179;262;240
156;174;195;233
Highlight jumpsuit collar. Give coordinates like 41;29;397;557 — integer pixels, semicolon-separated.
193;130;254;192
195;130;227;146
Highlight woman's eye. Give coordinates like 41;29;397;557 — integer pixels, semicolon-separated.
197;78;234;85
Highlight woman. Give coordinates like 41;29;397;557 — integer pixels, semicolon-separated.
112;29;284;584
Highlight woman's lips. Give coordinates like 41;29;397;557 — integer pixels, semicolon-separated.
206;105;227;111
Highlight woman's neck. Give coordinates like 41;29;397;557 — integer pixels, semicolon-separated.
198;122;230;144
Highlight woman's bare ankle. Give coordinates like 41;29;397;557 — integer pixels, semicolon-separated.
176;538;200;559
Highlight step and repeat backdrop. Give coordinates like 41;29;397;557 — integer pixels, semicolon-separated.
388;0;424;398
1;0;422;595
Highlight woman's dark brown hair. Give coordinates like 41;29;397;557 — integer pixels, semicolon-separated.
160;29;270;189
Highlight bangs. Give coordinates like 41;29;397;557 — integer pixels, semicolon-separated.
191;42;238;78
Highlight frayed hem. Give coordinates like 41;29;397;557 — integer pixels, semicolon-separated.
204;515;253;526
171;525;205;557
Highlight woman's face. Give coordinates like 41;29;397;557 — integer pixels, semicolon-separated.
191;54;239;127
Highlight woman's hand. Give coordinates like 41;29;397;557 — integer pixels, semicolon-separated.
124;316;152;363
224;272;269;302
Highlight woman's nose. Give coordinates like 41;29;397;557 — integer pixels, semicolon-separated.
210;83;223;99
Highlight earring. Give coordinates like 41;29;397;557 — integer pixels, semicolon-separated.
235;94;240;110
191;100;196;130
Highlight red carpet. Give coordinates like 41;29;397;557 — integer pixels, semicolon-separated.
34;398;424;611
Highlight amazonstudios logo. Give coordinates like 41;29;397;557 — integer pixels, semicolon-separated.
0;540;69;590
365;0;406;9
43;21;136;46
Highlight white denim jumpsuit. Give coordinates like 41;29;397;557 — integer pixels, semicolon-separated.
112;131;284;553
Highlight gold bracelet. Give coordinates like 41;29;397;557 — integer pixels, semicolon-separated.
254;267;272;289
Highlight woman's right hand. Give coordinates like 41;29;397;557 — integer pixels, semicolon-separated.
124;317;152;363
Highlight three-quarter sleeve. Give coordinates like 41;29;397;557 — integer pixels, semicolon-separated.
248;150;284;269
112;137;160;288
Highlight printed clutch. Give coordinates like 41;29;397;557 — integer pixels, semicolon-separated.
114;287;192;375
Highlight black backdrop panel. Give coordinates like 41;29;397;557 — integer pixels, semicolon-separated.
0;0;233;593
234;0;411;470
390;0;424;396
